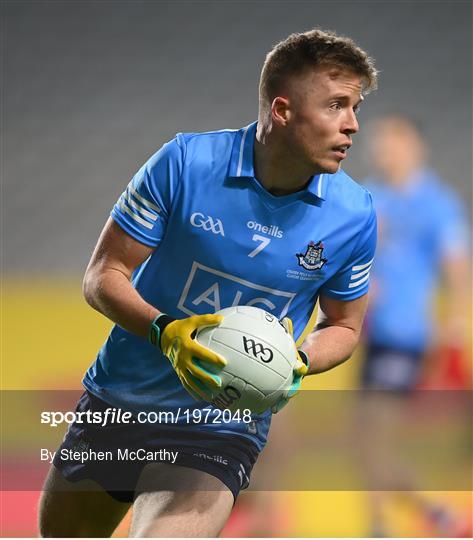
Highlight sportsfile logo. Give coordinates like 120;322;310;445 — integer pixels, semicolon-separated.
190;212;225;237
178;262;296;317
242;336;273;363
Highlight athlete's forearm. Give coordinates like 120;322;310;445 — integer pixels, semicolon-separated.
441;254;471;346
300;324;360;374
83;266;159;338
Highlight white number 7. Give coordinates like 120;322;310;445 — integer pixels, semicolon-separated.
248;234;271;258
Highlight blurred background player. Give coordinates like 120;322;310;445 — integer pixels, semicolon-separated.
359;115;471;537
362;115;470;392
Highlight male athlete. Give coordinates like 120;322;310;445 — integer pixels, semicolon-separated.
358;115;471;537
39;29;378;537
362;115;470;392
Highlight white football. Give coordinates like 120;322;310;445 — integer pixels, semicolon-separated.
195;306;298;413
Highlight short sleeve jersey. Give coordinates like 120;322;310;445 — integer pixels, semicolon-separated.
364;169;469;351
83;122;377;449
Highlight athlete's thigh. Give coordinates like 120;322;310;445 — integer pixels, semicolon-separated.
130;463;234;538
39;465;131;538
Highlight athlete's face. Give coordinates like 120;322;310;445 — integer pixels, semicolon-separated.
281;65;363;174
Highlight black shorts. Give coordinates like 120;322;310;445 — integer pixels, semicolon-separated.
361;344;424;392
53;391;259;503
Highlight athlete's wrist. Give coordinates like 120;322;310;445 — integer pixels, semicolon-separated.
149;313;175;350
296;349;311;378
298;349;310;369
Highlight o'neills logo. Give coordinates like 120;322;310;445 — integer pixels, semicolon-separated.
247;220;283;238
211;385;241;409
193;452;228;465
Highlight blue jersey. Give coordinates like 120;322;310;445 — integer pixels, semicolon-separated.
364;169;468;352
83;122;376;449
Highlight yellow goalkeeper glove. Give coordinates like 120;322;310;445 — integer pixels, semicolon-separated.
271;316;310;413
149;313;227;401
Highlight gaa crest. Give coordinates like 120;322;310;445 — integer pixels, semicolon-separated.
296;241;327;271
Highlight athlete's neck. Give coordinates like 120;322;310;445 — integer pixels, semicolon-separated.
254;125;314;196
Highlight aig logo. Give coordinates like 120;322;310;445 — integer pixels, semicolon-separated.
177;262;296;318
190;212;225;237
242;336;274;363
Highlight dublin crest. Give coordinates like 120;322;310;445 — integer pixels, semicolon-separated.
296;241;327;271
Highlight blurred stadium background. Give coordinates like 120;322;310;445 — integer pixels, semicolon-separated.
2;0;472;537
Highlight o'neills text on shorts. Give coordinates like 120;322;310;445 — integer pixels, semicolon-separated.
41;448;179;464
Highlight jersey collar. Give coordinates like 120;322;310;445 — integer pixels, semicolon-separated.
227;121;327;203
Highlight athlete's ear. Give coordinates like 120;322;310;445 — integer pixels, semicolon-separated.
271;96;291;126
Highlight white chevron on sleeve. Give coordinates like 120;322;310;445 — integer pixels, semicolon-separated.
348;273;370;288
123;191;158;221
352;258;373;272
129;186;161;213
118;199;154;229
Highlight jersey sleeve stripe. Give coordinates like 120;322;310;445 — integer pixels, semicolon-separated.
117;200;154;229
352;258;374;271
350;266;371;280
129;186;161;213
123;191;158;221
348;273;370;288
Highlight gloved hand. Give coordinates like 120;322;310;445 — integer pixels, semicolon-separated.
271;317;310;413
149;313;226;401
